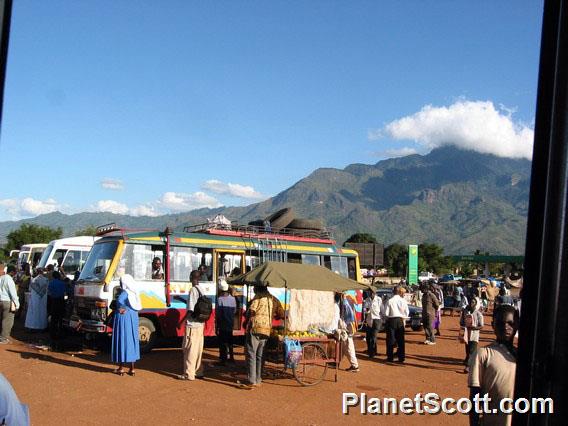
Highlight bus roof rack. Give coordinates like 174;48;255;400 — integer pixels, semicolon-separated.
96;223;162;237
96;223;120;235
183;222;334;241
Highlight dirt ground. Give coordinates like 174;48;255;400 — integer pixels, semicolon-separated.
0;313;498;425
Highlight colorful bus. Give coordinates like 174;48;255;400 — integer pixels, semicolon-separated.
69;222;362;352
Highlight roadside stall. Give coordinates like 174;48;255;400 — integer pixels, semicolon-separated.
229;261;369;386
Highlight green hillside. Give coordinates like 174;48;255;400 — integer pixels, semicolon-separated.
0;147;531;255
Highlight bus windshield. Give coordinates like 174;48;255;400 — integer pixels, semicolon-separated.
37;243;54;268
79;241;119;282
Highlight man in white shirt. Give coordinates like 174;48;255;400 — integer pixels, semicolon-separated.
385;286;409;363
363;290;382;358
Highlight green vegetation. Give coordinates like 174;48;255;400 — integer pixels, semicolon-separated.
0;147;531;255
384;244;407;276
1;224;62;260
75;225;98;237
344;233;378;244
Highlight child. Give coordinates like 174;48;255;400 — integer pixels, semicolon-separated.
460;297;483;373
468;304;519;426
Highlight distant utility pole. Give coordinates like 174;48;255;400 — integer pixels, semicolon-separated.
0;0;13;134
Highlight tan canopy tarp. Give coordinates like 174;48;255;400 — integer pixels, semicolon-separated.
227;261;369;292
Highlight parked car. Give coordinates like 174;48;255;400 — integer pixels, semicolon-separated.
418;271;437;282
439;273;463;282
374;288;422;331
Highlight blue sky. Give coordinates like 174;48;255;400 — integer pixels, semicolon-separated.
0;1;543;220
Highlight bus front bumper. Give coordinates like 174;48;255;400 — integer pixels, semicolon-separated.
64;316;108;333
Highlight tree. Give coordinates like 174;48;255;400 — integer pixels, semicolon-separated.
384;243;407;276
418;243;452;274
75;225;98;237
4;224;62;256
344;233;378;244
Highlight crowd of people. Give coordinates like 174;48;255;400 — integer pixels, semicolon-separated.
361;280;520;425
1;264;522;425
0;262;76;348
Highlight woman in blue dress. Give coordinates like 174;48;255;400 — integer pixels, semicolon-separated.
111;274;141;376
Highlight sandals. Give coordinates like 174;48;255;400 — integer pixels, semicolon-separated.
128;370;136;376
113;369;125;376
177;374;193;381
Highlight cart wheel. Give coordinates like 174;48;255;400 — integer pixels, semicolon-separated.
293;343;328;386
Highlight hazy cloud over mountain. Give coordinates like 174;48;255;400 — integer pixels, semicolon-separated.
0;197;61;219
201;180;263;199
372;100;534;160
94;200;129;215
158;191;222;211
373;147;419;158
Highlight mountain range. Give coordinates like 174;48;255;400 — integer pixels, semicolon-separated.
0;147;531;255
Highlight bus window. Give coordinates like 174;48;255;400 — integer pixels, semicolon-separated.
80;250;89;268
80;241;118;281
119;244;164;281
217;253;243;278
170;246;194;281
347;258;357;280
185;249;212;281
331;257;349;278
62;250;82;275
245;255;260;272
53;249;67;268
301;254;320;265
286;253;301;264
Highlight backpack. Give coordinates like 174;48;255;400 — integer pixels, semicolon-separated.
192;286;212;322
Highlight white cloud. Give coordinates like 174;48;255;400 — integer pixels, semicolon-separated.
101;178;124;191
373;147;419;158
201;180;263;199
0;197;60;219
374;100;534;160
94;200;130;215
159;191;222;211
129;204;160;217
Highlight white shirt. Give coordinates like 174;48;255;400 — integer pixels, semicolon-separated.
185;284;206;328
364;296;382;323
385;294;409;319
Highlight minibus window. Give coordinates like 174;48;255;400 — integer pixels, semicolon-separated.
80;242;118;281
38;243;54;268
170;247;195;281
53;249;66;267
119;243;164;281
347;258;357;280
301;254;320;266
245;255;260;271
62;250;82;275
331;257;349;278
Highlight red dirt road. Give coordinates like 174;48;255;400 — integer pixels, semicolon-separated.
0;314;497;425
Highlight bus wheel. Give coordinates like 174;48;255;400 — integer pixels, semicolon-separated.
138;317;157;353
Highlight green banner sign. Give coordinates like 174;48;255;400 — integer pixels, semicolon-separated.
408;244;418;285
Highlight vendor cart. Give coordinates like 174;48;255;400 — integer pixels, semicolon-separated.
229;261;369;387
264;334;340;386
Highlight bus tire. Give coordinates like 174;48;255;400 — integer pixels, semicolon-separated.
264;208;295;230
138;317;158;353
